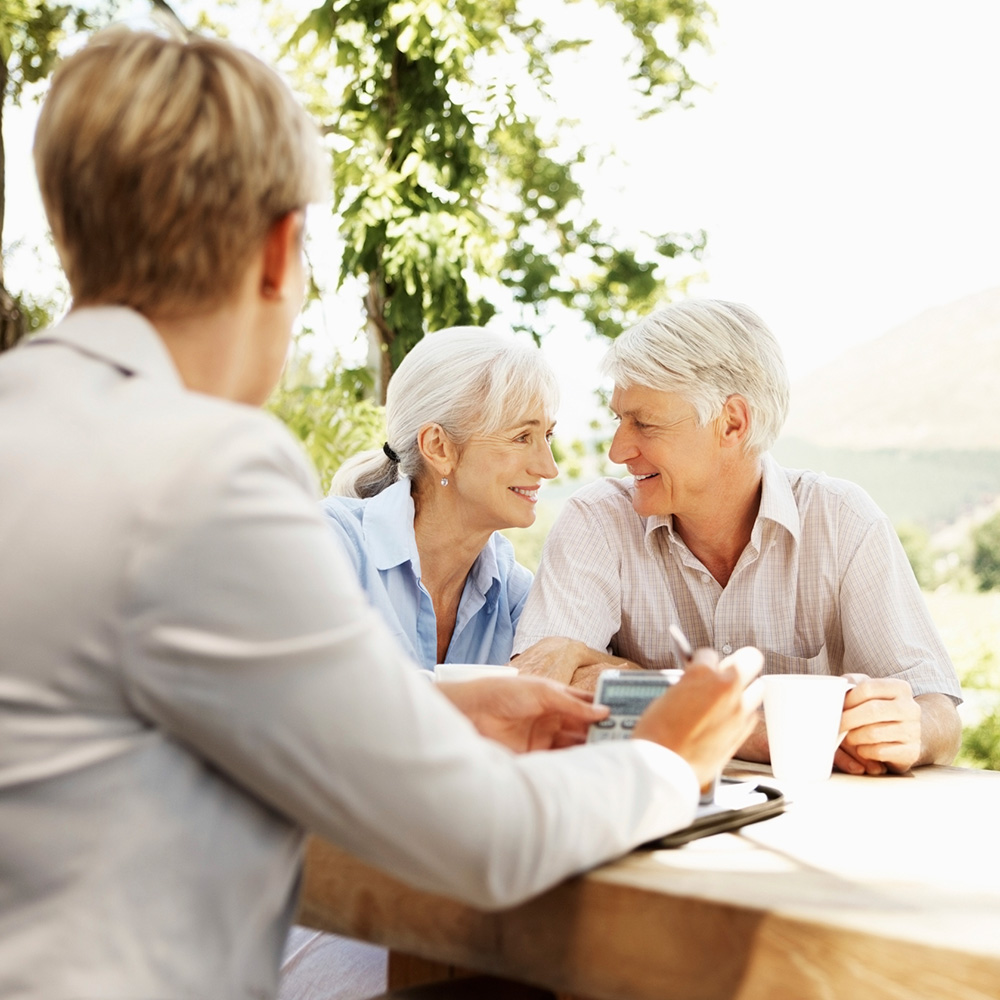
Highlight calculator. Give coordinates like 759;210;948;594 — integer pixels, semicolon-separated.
587;669;683;743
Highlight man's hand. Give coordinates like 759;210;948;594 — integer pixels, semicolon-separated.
632;647;764;792
437;675;609;753
836;677;960;775
564;663;615;694
737;675;961;776
512;637;630;687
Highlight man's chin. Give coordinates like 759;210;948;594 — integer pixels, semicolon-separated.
630;495;670;519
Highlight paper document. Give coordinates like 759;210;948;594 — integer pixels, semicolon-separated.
696;779;768;819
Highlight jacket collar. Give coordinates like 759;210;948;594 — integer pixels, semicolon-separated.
30;306;185;389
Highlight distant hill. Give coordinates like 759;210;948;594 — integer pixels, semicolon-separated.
770;438;1000;529
774;287;1000;528
782;286;1000;451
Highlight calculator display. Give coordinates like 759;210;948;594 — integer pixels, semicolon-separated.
600;679;673;716
587;670;682;743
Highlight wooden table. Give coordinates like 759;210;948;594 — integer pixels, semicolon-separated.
297;764;1000;1000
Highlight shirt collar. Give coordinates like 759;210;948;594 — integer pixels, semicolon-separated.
756;452;801;543
364;478;422;572
466;534;502;614
29;306;185;389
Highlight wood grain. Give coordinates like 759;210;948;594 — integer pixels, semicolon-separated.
297;765;1000;1000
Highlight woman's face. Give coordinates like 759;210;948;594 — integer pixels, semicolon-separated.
451;402;559;532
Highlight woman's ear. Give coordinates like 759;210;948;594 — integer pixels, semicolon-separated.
417;423;457;478
260;210;303;300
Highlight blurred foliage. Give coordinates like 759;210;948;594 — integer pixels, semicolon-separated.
0;2;115;103
502;497;559;575
0;284;57;350
1;1;120;349
972;511;1000;592
895;520;936;590
286;0;713;397
924;589;1000;771
266;352;386;495
959;710;1000;770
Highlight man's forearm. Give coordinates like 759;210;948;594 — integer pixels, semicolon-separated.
915;693;962;765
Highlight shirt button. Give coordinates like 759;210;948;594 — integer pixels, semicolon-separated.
701;574;711;584
722;643;733;655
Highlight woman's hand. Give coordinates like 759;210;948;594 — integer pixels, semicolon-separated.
437;674;609;752
633;647;764;791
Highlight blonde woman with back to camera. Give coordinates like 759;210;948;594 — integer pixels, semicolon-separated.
0;25;765;1000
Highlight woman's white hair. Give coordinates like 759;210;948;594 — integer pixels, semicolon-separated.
331;327;559;498
602;299;790;454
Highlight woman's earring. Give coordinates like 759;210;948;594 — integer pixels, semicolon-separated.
440;477;449;487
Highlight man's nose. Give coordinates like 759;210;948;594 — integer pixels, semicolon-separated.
608;425;635;465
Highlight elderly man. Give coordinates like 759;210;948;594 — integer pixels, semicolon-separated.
515;299;962;775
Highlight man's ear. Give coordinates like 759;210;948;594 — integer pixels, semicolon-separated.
718;394;751;449
260;211;303;301
417;423;458;478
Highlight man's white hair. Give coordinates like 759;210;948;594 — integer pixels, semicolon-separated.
602;299;790;454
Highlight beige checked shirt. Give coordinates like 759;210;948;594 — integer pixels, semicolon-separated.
514;454;961;701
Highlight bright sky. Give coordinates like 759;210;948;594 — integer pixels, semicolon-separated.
540;0;1000;433
5;1;1000;437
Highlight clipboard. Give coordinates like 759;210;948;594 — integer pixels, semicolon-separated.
644;780;786;849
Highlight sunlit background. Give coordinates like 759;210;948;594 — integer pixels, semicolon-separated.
4;0;1000;763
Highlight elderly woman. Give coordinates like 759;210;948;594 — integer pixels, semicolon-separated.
323;327;568;670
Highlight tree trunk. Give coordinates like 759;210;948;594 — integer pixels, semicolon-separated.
0;283;25;352
0;58;27;353
365;270;393;405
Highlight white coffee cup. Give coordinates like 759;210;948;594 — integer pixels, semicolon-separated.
763;675;855;784
434;663;519;683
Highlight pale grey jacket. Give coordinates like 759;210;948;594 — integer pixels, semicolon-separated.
0;308;698;999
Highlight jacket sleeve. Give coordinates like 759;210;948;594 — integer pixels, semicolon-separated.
122;417;699;909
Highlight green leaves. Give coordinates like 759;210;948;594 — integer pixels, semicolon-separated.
973;512;1000;592
1;1;118;101
266;358;386;496
287;0;714;397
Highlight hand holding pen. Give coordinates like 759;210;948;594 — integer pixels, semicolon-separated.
660;624;765;803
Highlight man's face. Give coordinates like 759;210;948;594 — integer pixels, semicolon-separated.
607;384;721;519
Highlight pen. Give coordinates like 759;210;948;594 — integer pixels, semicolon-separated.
670;622;718;805
668;624;693;665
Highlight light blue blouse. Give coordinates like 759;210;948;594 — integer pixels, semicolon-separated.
319;478;533;670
